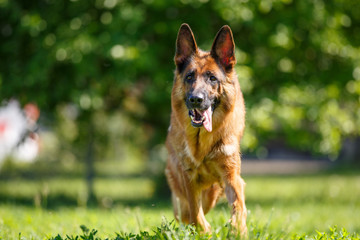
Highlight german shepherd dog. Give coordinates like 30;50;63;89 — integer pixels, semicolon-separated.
165;23;247;234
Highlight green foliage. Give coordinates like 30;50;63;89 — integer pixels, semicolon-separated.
296;226;360;240
49;225;100;240
45;224;360;240
1;0;360;160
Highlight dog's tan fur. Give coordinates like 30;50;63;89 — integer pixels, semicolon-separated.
165;24;247;234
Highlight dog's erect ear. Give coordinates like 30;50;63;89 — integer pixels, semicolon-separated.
175;23;198;71
211;25;236;71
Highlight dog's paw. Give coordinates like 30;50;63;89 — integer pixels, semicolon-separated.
197;218;211;233
228;214;247;237
204;220;211;233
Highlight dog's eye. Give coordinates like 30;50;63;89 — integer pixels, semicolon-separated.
210;76;217;82
185;74;193;81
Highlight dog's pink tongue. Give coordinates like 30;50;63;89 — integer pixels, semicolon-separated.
203;107;212;132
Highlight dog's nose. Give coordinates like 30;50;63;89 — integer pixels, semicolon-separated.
188;93;204;105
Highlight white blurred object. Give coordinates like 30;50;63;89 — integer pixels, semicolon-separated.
13;135;39;162
0;100;40;163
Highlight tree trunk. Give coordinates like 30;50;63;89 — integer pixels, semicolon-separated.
85;122;96;205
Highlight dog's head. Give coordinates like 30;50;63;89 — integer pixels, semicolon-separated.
172;24;238;133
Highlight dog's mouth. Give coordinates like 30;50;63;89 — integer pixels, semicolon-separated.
188;106;213;132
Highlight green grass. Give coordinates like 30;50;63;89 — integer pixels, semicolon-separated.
0;169;359;239
48;223;360;240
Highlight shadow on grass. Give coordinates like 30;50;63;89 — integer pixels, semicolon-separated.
0;191;172;210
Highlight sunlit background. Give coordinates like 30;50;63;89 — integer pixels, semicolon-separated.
0;0;360;238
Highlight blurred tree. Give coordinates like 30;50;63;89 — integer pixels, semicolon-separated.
0;0;359;196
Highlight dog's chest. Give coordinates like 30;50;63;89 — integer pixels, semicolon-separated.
183;155;222;188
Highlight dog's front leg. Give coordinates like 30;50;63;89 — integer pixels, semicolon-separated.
224;171;247;235
181;171;211;232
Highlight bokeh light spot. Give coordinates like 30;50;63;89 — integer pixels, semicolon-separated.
110;45;125;59
56;48;67;61
100;12;113;25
